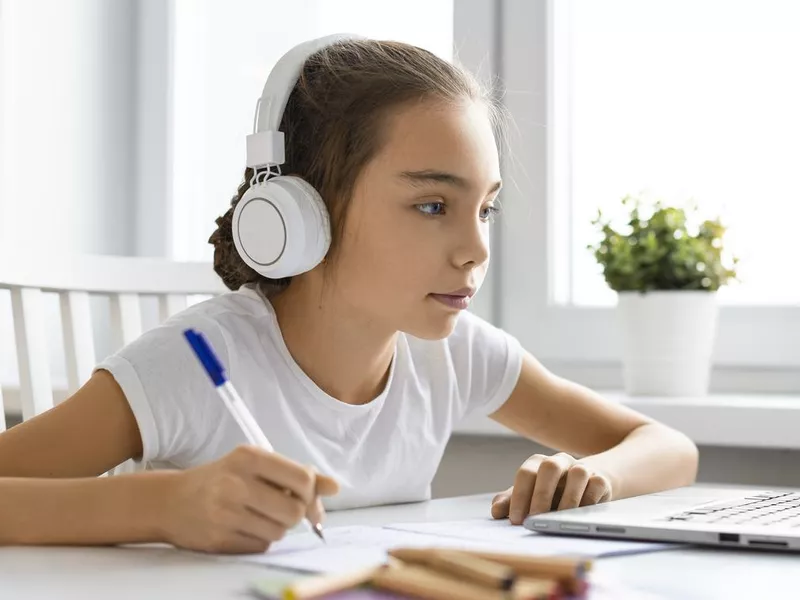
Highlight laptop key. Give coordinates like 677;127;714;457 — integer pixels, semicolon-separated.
686;514;719;523
665;493;800;527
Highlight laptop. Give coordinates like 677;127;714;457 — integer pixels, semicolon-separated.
524;485;800;552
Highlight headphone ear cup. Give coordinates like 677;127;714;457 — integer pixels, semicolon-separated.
281;176;332;269
231;175;330;279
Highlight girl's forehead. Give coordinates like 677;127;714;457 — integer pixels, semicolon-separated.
375;100;500;179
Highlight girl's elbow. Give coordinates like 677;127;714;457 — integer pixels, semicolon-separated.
674;429;700;486
649;422;699;487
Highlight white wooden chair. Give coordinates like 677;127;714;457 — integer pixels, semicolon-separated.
0;250;228;445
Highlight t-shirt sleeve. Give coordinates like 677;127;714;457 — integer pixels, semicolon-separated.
93;312;228;466
448;310;524;420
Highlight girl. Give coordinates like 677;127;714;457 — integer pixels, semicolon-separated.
0;37;698;554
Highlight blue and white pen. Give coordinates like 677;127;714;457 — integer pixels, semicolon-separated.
183;328;325;542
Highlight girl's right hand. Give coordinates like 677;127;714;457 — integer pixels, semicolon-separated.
160;445;339;554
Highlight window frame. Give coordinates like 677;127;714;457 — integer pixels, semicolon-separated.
495;0;800;379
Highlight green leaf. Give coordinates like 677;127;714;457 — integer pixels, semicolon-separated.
587;193;738;292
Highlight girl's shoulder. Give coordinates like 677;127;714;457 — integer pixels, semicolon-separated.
94;284;278;466
156;283;274;340
172;283;270;322
105;284;274;377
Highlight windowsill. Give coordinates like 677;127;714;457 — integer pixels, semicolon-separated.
454;392;800;451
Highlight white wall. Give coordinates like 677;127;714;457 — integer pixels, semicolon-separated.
0;0;136;254
0;0;139;388
134;0;174;258
0;0;5;235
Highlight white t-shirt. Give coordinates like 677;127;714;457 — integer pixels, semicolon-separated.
96;284;524;511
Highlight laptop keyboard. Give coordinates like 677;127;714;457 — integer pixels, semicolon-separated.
665;491;800;528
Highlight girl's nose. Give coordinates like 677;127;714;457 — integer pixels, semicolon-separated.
454;220;490;269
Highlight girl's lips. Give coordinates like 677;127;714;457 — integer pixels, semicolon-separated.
442;287;475;297
429;293;471;310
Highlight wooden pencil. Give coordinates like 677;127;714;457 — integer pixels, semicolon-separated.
425;549;588;595
373;562;510;600
455;549;591;580
388;548;516;590
511;575;562;600
281;565;381;600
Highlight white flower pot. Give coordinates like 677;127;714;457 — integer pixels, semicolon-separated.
617;291;719;396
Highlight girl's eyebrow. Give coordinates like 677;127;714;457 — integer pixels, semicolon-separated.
398;169;502;195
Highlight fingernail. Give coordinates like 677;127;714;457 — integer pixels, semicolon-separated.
510;510;523;523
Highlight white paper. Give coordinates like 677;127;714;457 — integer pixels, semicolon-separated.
384;518;672;557
233;520;672;574
386;518;539;542
236;526;500;573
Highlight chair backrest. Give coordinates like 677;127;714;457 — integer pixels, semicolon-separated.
0;250;228;432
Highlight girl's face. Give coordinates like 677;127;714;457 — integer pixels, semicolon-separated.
329;99;502;340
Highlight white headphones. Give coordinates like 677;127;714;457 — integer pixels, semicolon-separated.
232;33;363;279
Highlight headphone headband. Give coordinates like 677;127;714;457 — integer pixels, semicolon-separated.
236;34;363;278
246;33;363;169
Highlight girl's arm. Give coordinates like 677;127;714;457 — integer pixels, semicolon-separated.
489;352;699;523
0;370;143;478
0;471;171;545
0;371;337;552
0;370;165;545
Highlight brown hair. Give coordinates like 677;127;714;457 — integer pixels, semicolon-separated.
208;39;502;293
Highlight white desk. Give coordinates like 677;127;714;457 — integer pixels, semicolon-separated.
1;489;797;600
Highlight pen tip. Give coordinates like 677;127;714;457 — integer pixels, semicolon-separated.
313;523;326;543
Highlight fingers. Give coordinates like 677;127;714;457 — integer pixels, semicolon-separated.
491;487;512;519
306;469;338;526
509;456;543;524
197;507;279;554
228;447;340;529
209;531;271;555
306;496;326;528
580;474;613;507
557;464;590;511
236;510;288;546
550;478;566;510
308;472;339;526
529;453;574;516
506;453;609;525
241;478;308;528
230;446;316;504
315;472;340;497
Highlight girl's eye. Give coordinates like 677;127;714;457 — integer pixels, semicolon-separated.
416;202;446;216
481;205;502;222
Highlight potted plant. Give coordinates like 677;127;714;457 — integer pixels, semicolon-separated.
589;194;738;396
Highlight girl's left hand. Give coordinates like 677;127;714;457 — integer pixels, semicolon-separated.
490;452;613;525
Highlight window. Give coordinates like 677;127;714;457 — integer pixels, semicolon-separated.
496;0;800;375
562;0;800;308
